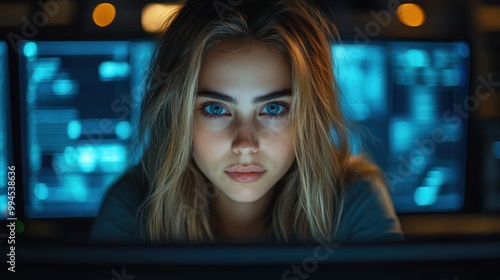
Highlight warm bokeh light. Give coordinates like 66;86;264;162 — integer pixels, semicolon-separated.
92;3;116;28
475;6;500;30
141;3;181;33
397;3;426;27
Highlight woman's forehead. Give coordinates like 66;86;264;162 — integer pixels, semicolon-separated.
198;41;292;97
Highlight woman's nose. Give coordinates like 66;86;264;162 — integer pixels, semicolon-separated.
231;118;259;155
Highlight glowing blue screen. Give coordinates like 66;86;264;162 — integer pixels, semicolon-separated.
0;42;11;218
333;41;469;213
19;41;153;218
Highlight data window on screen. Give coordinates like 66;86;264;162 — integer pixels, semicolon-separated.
333;41;470;213
18;41;153;218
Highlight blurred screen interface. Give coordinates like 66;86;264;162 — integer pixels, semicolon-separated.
1;42;10;219
333;41;469;213
18;41;153;218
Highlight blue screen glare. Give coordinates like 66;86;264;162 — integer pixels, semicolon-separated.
493;141;500;160
334;41;469;213
19;41;153;218
0;42;10;218
18;40;469;217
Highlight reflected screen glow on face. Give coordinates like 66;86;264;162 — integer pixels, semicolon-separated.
193;41;295;204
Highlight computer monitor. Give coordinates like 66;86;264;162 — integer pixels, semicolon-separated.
333;40;470;213
0;41;12;219
18;41;153;218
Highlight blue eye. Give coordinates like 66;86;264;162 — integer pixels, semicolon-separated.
204;103;228;115
262;103;285;115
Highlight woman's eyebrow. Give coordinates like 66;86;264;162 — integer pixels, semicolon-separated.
196;90;236;103
254;90;292;103
196;89;292;104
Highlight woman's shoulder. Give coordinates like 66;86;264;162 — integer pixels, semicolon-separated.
105;165;148;203
343;179;393;209
88;165;148;242
334;179;404;243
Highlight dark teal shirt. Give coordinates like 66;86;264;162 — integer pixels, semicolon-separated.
90;166;403;243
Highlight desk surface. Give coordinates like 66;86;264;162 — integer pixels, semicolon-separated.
13;236;500;279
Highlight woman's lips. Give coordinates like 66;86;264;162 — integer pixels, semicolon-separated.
225;165;266;173
225;165;266;183
225;171;266;183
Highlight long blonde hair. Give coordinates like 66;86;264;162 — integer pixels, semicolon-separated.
137;0;383;243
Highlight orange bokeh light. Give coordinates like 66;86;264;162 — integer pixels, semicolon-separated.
397;3;426;27
92;3;116;28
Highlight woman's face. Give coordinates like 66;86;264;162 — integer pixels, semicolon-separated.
193;41;295;204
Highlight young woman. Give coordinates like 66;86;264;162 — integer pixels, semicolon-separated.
90;0;403;243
